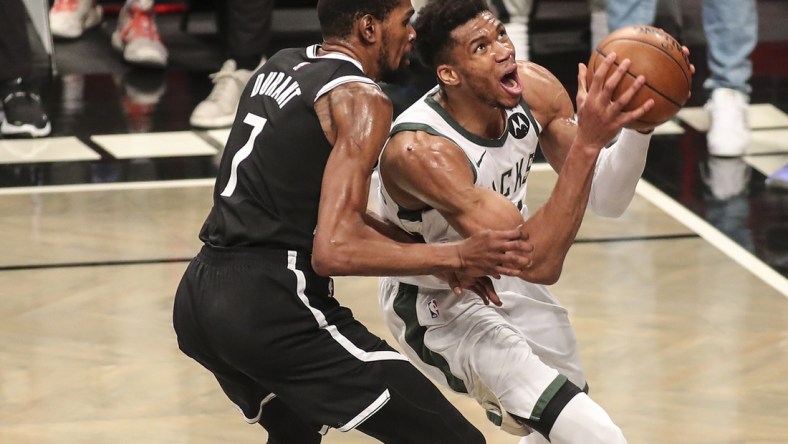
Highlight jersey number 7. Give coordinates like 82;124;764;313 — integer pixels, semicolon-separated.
220;112;268;197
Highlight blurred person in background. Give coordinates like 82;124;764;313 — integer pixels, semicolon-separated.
607;0;758;156
0;0;51;138
189;0;273;129
49;0;168;67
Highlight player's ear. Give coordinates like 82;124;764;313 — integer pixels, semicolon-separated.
437;64;460;86
357;14;379;45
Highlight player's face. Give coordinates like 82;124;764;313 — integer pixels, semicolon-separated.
378;0;416;82
448;11;523;109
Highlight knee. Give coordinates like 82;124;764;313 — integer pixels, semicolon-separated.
549;393;629;444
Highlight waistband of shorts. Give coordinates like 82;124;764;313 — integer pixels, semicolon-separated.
198;243;313;268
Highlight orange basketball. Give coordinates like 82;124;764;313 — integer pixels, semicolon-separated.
587;25;693;131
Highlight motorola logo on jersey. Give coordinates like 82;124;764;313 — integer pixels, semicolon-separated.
507;113;530;139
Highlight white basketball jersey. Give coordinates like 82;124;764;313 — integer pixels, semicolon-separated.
378;86;541;289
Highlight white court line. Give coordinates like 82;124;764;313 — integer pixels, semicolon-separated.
1;162;784;296
532;162;787;296
636;179;788;297
0;178;215;196
531;163;553;172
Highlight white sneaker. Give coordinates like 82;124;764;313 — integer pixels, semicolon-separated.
189;60;255;128
49;0;103;39
704;88;750;157
111;0;168;67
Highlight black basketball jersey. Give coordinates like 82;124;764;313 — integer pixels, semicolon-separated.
200;45;378;252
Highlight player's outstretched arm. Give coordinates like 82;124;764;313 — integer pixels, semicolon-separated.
585;45;696;217
518;53;655;282
310;82;532;278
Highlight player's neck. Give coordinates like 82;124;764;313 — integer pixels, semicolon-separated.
319;40;378;81
436;89;506;140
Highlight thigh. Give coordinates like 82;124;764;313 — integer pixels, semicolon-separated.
207;253;413;434
383;280;562;421
496;286;586;389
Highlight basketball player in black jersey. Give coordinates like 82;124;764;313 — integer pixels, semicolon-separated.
173;0;536;442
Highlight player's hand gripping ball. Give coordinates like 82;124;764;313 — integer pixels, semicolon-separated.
587;25;693;131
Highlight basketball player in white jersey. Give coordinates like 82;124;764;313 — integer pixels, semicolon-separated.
377;0;691;442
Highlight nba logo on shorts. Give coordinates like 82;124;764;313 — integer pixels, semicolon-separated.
428;299;439;318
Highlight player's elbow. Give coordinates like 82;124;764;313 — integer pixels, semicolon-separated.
522;261;564;285
310;253;332;276
530;268;562;285
311;239;349;276
589;201;627;218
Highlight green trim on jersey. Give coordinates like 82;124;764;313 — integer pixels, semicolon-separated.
392;283;469;394
530;374;568;421
389;122;479;185
425;95;510;147
390;122;460;146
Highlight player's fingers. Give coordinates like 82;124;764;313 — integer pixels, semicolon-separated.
680;46;696;75
623;98;655;125
479;278;502;306
517;224;529;242
498;244;532;270
502;249;532;271
487;228;524;245
612;73;646;107
447;273;463;296
494;264;520;278
591;52;617;94
468;282;489;305
601;58;632;99
577;63;588;89
576;63;589;106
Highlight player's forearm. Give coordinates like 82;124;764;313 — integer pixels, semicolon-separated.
520;142;599;283
311;223;460;277
588;128;651;217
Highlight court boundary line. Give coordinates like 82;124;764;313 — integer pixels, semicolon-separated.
1;164;785;296
636;179;788;297
0;178;215;195
532;162;788;297
0;257;194;272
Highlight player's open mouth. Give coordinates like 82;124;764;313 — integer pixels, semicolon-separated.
500;69;523;97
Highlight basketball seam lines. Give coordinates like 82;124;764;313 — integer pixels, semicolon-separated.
595;45;688;111
598;37;691;89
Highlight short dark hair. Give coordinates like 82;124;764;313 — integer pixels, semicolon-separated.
413;0;489;70
317;0;402;39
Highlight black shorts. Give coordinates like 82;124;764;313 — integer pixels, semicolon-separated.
173;244;411;433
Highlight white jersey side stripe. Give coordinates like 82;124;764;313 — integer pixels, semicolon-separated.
237;393;277;424
287;251;408;363
338;389;391;432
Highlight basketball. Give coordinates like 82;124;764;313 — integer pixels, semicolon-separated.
587;25;693;131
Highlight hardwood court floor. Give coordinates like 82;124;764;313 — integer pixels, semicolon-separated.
1;169;785;443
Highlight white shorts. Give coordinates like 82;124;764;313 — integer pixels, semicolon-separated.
378;275;586;435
